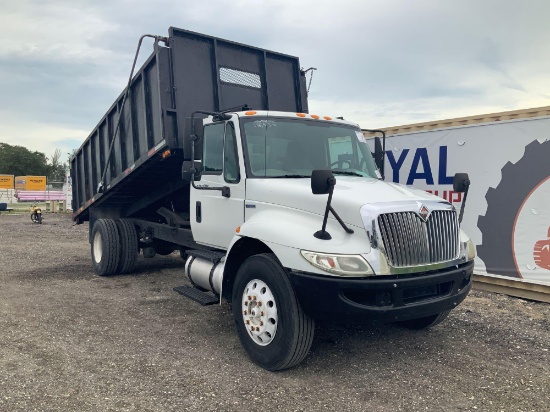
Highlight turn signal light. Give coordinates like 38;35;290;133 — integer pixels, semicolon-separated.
162;149;171;159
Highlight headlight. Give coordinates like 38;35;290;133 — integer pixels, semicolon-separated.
466;239;476;261
300;250;374;277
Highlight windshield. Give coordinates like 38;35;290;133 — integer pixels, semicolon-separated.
242;117;380;178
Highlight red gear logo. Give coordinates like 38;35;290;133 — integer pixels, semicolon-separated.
533;227;550;270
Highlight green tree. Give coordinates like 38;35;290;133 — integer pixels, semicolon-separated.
47;148;65;183
0;143;69;183
0;142;49;176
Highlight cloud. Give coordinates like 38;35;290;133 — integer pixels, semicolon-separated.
0;115;88;161
2;0;550;160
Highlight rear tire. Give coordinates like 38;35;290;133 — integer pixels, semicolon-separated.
115;219;138;274
396;310;451;330
232;253;315;371
91;219;120;276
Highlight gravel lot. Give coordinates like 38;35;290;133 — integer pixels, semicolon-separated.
1;213;549;411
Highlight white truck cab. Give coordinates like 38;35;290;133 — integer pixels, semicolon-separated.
181;110;475;370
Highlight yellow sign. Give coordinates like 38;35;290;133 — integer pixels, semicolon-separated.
15;176;46;191
0;175;14;189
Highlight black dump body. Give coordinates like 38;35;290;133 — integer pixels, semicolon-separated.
71;27;308;223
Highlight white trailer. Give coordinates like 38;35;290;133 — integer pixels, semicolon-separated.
365;106;550;300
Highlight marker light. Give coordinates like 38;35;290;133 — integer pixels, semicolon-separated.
311;114;319;119
245;111;257;115
296;113;307;118
323;116;332;121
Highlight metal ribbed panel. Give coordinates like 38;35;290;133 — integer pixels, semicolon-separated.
377;210;459;267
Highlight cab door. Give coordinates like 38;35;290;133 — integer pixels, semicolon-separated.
190;119;245;248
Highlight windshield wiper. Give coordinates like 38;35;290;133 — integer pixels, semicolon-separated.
331;170;364;177
270;174;310;178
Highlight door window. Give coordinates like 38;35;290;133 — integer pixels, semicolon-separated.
224;124;240;183
203;123;224;174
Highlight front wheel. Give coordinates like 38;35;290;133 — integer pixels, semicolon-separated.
395;310;451;330
232;254;315;371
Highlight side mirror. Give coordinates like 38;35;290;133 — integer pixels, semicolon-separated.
182;160;203;182
183;117;205;160
311;170;336;195
374;136;384;174
453;173;470;193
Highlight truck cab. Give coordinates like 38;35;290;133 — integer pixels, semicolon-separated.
181;110;475;370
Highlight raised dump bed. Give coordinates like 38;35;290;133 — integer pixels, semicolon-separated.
71;27;308;224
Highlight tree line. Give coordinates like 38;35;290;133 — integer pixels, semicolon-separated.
0;142;67;183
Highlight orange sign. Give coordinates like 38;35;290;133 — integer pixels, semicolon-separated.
15;176;47;191
0;175;14;189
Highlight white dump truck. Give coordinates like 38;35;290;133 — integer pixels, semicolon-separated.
71;28;476;370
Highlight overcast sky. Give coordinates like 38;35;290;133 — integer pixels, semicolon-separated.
2;0;550;160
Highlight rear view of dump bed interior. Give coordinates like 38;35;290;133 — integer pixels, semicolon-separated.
71;27;308;223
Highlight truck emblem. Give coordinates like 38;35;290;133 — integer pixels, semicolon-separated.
419;204;430;221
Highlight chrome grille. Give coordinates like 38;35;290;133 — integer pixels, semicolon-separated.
377;210;459;267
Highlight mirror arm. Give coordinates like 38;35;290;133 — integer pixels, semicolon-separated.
328;205;354;234
313;175;355;240
314;186;334;240
458;184;469;224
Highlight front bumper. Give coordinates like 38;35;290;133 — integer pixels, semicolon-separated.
289;260;474;321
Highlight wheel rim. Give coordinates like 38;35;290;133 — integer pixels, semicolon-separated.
93;230;103;263
242;279;278;346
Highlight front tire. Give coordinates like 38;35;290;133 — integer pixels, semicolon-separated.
232;254;315;371
395;310;450;330
91;219;120;276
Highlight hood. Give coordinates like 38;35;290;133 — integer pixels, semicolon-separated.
246;176;444;227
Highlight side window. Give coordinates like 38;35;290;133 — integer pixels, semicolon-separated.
203;123;224;174
328;136;355;168
224;124;240;183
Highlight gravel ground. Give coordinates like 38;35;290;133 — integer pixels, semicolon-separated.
1;213;549;411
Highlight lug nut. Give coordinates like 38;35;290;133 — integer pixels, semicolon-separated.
243;310;247;315
256;327;260;331
260;321;264;326
244;301;248;306
246;320;250;325
252;295;257;300
257;301;262;306
248;296;252;301
250;326;254;331
260;311;264;316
